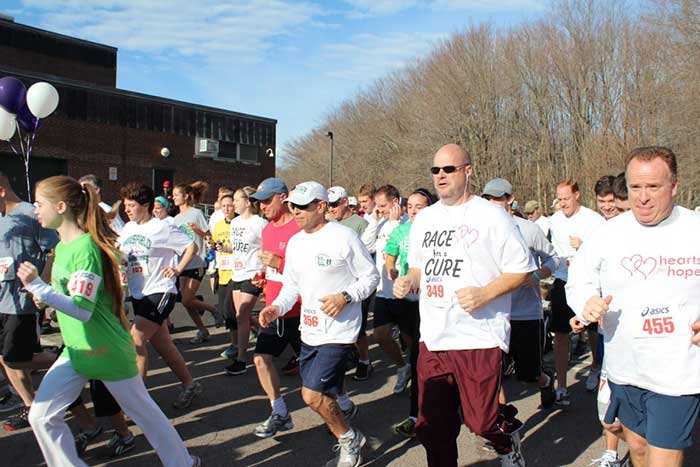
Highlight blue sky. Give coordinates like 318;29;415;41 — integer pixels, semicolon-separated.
3;0;547;164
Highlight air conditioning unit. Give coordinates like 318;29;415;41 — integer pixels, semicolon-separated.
198;139;219;153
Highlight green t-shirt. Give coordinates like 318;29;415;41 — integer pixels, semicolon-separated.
338;214;369;237
52;233;138;381
384;221;412;276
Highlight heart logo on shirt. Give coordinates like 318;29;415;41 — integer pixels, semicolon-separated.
457;225;479;247
621;255;657;279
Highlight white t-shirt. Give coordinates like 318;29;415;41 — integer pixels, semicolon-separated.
173;207;209;269
549;206;604;282
273;222;379;346
375;216;406;298
566;207;700;396
229;215;268;282
208;209;224;234
535;215;550;237
118;218;193;298
408;197;536;352
511;216;559;321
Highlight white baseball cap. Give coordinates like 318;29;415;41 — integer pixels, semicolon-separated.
348;196;358;207
327;186;349;203
284;181;329;206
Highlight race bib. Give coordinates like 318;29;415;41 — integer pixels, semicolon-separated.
301;308;321;332
633;303;677;339
234;260;244;271
128;259;150;277
597;369;611;405
0;257;15;281
266;265;283;282
424;280;451;308
119;266;128;286
217;253;233;271
67;270;101;303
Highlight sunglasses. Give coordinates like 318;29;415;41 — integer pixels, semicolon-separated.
430;163;469;175
289;201;318;211
328;201;341;208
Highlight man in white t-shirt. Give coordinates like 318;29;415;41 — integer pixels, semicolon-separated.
394;144;535;467
566;146;700;467
548;179;604;407
524;200;549;237
259;181;379;467
78;174;125;233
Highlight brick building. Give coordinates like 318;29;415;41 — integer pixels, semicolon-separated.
0;16;276;204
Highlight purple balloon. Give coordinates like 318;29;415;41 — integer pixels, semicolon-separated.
16;103;41;133
0;77;27;114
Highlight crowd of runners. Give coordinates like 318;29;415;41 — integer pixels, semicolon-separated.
0;143;698;467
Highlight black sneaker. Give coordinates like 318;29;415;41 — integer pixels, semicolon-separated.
106;432;135;457
75;425;104;456
539;369;556;409
352;362;373;381
4;406;30;431
225;359;247;375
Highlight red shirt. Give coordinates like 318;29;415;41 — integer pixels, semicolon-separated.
262;217;301;318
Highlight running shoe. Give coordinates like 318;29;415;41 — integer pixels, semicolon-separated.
281;356;299;375
4;406;30;431
391;417;416;438
393;364;411;394
554;387;571;408
225;359;247;376
500;431;526;467
106;432;135;457
352;362;373;381
341;401;358;421
172;381;203;409
326;429;366;467
220;344;238;360
0;393;23;413
75;425;104;456
189;329;210;344
586;367;601;392
539;369;556;409
503;357;515;377
212;307;224;328
254;412;293;438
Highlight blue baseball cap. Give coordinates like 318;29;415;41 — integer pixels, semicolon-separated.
251;178;288;201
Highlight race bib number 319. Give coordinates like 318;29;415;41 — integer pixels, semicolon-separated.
68;271;101;303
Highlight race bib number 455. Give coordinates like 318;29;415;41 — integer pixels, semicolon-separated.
634;305;676;338
68;271;102;303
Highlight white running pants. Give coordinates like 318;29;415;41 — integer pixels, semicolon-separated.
29;357;193;467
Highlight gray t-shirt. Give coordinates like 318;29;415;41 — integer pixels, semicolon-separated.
339;214;369;237
0;202;59;315
173;207;208;269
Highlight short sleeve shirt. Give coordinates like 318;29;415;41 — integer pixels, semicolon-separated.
0;202;59;315
52;234;138;381
174;208;209;269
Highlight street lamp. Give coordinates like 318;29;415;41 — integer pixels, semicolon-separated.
326;131;334;187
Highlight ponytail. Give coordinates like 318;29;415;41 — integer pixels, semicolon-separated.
235;186;260;215
175;181;209;206
36;176;127;327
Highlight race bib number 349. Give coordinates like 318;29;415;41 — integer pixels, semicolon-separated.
68;271;101;303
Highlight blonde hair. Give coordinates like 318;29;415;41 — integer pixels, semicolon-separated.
36;176;126;326
235;186;260;215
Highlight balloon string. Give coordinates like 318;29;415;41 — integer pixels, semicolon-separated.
13;120;31;202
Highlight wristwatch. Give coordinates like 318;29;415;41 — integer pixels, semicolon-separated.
341;291;352;304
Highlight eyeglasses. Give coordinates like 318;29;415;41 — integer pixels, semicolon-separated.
430;163;469;175
289;201;318;211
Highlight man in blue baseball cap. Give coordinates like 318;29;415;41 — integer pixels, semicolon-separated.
251;178;288;202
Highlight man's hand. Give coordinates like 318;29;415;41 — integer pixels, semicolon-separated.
455;286;488;312
393;276;412;299
388;204;402;221
17;262;39;287
582;295;612;323
569;236;583;250
259;305;280;328
258;251;281;269
388;268;399;280
692;322;700;346
319;294;346;318
570;316;586;333
372;207;381;221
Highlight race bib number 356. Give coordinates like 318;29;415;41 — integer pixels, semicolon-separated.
68;271;102;303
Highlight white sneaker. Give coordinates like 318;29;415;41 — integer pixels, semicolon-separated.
500;431;526;466
393;364;411;394
590;450;619;467
586;368;601;392
326;429;366;467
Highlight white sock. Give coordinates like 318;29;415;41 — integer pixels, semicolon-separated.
271;397;288;417
605;450;618;459
339;428;354;440
336;394;352;411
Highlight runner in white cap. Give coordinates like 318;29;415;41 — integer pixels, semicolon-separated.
567;146;700;467
259;181;379;467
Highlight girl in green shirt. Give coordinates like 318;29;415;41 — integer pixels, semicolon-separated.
17;175;200;467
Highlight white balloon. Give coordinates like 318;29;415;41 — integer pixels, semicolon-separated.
26;82;59;118
0;107;16;141
161;147;170;158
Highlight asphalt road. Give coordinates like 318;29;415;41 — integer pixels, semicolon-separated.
1;289;698;466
